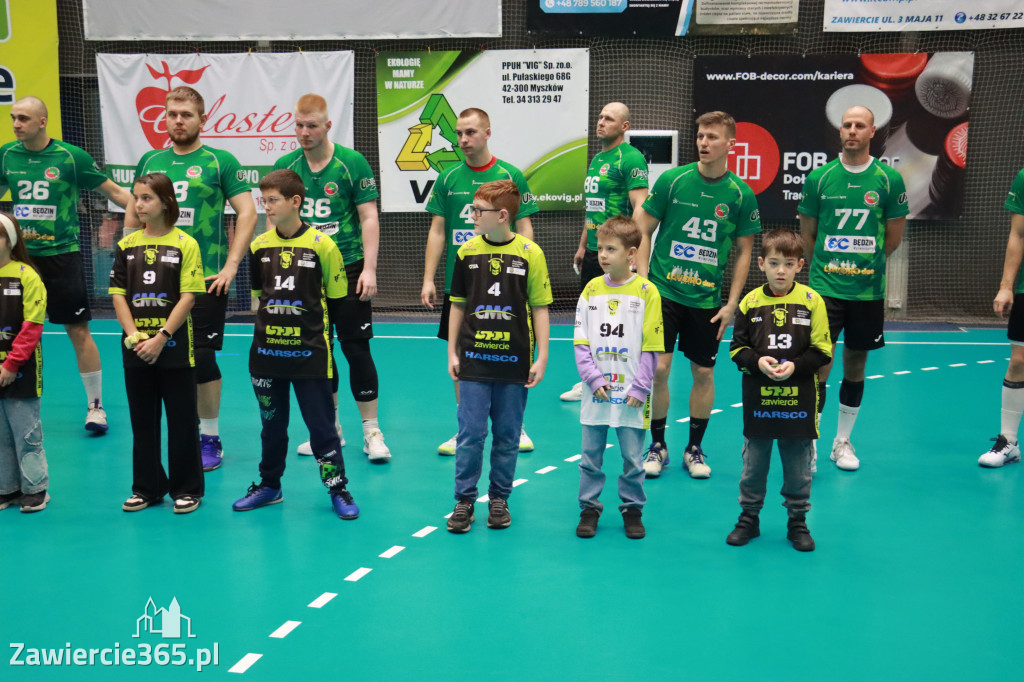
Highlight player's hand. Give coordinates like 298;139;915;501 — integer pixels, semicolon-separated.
206;262;239;296
356;269;377;301
593;385;610;401
0;367;16;387
758;355;780;377
573;246;585;270
526;360;546;388
134;335;167;365
995;287;1014;318
448;353;460;381
711;302;736;341
421;281;437;309
626;396;643;408
773;361;795;381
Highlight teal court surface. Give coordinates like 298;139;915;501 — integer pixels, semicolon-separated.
2;320;1023;681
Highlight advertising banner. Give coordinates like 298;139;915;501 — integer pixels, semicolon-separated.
376;49;589;213
824;1;1024;31
96;51;355;208
694;53;974;220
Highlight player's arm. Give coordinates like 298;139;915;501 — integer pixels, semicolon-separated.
629;187;650;220
711;234;754;340
884;216;906;256
799;214;818;261
635;208;660;279
206;192;257;295
111;293;138;338
421;215;446;309
574;223;589;270
996;213;1024;317
97;179;131;210
355;200;379;300
526;305;549;388
514;216;533;241
447;301;465;380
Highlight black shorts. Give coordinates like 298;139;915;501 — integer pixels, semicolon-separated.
192;291;228;350
32;252;91;324
661;299;721;367
333;259;374;341
580;248;603;289
823;296;884;351
1007;294;1024;344
437;294;453;341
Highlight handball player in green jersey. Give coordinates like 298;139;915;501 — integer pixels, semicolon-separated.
798;105;908;473
124;87;257;472
635;111;760;480
0;97;132;433
561;101;649;403
980;168;1024;468
420;108;539;456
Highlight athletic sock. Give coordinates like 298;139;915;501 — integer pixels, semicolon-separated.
200;418;219;438
836;379;865;441
688;417;710;450
81;370;102;407
651;418;667;448
362;418;379;435
1000;378;1024;443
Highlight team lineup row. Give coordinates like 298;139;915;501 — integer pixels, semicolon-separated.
0;91;1021;543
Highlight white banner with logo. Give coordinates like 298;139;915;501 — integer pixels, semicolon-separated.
83;0;500;40
96;52;354;210
376;49;590;212
824;1;1024;30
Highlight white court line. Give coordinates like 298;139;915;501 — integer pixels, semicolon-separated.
922;367;938;371
731;402;743;408
379;545;405;559
605;444;614;448
478;494;490;503
978;360;995;364
893;371;911;375
565;454;582;462
710;409;722;415
867;374;884;379
413;526;437;537
536;466;557;474
307;592;337;608
949;363;966;367
512;478;527;487
676;417;691;423
229;654;262;674
345;567;372;582
269;621;301;639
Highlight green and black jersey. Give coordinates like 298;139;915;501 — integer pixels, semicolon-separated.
1005;168;1024;294
249;224;346;379
730;282;832;439
0;261;46;398
273;144;379;266
109;228;205;369
0;139;109;256
450;233;552;384
584;143;649;252
134;145;251;277
797;157;909;301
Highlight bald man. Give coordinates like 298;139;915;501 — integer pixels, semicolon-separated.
0;96;131;433
561;102;649;402
798;105;908;472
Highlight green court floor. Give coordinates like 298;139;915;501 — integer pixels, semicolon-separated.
2;321;1022;681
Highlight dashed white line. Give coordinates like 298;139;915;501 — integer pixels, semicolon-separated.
269;621;301;639
922;367;938;371
867;374;884;379
512;478;528;487
565;454;582;462
605;444;614;449
978;360;995;364
949;363;966;367
307;592;337;609
893;371;911;375
731;402;743;408
229;654;262;674
379;545;405;559
536;466;557;474
710;409;722;415
345;567;372;582
676;417;691;423
413;526;437;537
478;494;490;503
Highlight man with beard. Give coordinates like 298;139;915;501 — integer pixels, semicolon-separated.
125;86;257;472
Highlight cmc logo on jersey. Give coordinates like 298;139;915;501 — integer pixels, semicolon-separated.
595;346;629;362
265;299;306;315
670;241;718;265
824;235;876;253
453;229;475;245
473;305;514;320
131;292;170;307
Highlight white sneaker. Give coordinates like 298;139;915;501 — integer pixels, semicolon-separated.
363;428;391;462
684;445;711;479
810;440;818;474
85;402;108;434
438;434;457;456
979;435;1021;468
519;427;534;452
297;425;345;456
642;442;668;477
560;382;583;402
831;438;860;471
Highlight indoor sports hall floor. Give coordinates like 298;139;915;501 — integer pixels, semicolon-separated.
2;320;1022;681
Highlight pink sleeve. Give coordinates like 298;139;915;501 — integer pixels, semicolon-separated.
2;320;43;372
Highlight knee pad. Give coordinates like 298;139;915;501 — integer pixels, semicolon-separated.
195;347;221;384
340;339;378;402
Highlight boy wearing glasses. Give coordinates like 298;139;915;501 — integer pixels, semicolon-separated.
445;180;551;533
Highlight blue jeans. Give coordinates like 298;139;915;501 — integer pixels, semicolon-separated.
0;398;47;495
579;424;646;512
454;380;527;502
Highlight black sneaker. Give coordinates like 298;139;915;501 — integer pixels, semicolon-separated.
0;490;21;511
123;493;160;512
726;512;760;546
447;499;475;533
576;508;599;538
487;497;511;529
173;496;201;514
622;508;645;539
787;515;815;552
19;491;49;513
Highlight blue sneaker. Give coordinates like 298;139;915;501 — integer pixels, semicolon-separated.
330;488;359;520
232;482;282;511
201;435;223;472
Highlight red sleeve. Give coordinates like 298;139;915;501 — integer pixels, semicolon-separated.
2;321;43;372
